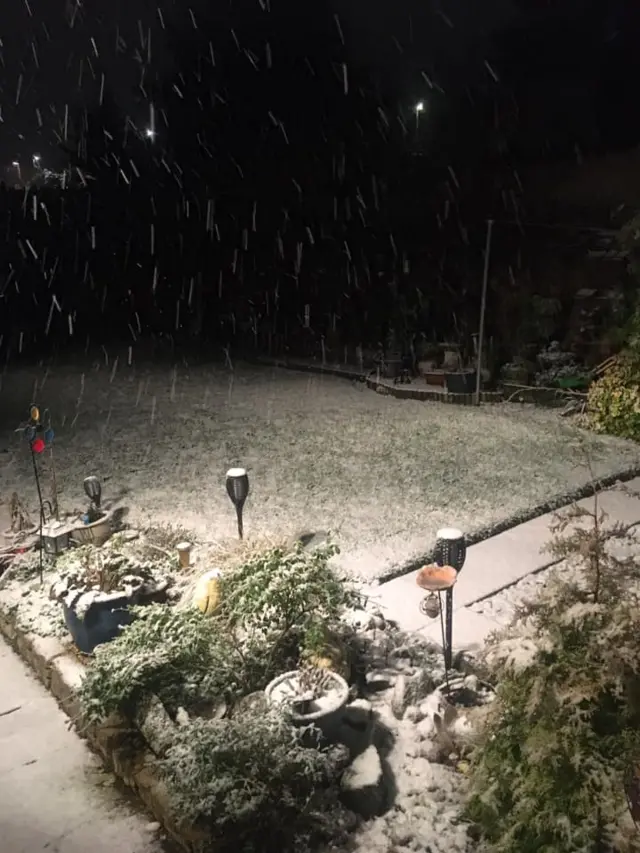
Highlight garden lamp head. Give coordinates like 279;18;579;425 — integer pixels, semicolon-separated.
434;527;466;573
226;468;249;508
83;475;102;509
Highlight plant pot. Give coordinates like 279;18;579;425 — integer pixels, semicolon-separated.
445;371;476;394
62;585;167;654
424;370;446;387
71;511;112;547
264;669;350;739
382;358;402;380
418;359;438;376
441;344;461;370
553;376;591;390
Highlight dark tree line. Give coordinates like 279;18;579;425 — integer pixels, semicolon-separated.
0;0;631;363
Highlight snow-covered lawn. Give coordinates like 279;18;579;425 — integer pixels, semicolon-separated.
1;360;638;581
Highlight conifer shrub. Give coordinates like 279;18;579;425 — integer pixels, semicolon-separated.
466;488;640;853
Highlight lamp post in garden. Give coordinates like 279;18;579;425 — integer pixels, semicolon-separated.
226;468;249;539
417;527;467;673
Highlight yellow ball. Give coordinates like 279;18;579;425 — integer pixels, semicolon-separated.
193;570;222;616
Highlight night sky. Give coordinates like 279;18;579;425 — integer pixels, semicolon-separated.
2;0;638;175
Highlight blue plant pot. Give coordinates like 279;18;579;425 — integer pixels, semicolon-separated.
62;588;165;654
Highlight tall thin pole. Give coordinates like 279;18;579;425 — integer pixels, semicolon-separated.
475;219;494;405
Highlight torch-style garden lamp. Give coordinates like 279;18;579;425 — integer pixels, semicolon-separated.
434;527;466;670
417;528;467;674
83;475;102;512
226;468;249;539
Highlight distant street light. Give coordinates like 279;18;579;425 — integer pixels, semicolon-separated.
33;154;41;165
145;128;156;140
414;101;425;131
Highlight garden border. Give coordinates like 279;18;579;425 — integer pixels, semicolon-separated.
251;356;504;404
0;596;203;853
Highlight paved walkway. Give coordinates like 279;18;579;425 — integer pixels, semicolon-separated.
373;478;640;651
0;640;170;853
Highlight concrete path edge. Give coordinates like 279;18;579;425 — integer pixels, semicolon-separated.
377;465;640;584
0;600;204;853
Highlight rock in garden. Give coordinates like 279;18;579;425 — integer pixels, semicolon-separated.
366;671;392;691
344;698;373;726
340;745;386;819
391;673;407;719
343;608;376;632
339;699;375;756
122;530;140;541
406;667;437;706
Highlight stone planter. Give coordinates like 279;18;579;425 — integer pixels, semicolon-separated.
265;669;349;739
71;510;112;547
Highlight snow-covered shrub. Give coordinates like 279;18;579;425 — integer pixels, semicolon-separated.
466;493;640;853
217;541;359;661
160;710;351;852
587;353;640;442
78;541;356;722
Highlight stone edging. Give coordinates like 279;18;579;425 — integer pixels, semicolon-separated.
251;356;503;405
0;601;204;852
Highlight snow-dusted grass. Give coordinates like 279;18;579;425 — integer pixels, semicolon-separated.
0;360;638;581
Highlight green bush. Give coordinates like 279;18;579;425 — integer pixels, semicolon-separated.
77;541;357;853
586;353;640;441
160;711;349;852
465;497;640;853
78;604;263;723
78;542;356;723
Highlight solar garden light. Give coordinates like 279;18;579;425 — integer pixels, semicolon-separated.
434;527;466;671
417;528;466;672
226;468;249;540
83;475;102;511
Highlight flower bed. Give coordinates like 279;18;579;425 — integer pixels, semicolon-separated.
0;527;492;853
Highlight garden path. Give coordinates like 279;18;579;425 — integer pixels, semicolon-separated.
0;638;171;853
374;477;640;648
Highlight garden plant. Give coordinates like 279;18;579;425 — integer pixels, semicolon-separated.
465;483;640;853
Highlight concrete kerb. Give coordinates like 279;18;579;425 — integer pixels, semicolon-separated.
0;604;205;853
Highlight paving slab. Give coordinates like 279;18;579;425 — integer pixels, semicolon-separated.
0;638;170;853
376;480;640;634
417;607;503;653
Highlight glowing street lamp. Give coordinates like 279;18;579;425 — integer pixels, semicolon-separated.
33;154;41;165
414;100;425;131
145;128;156;140
226;468;249;539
